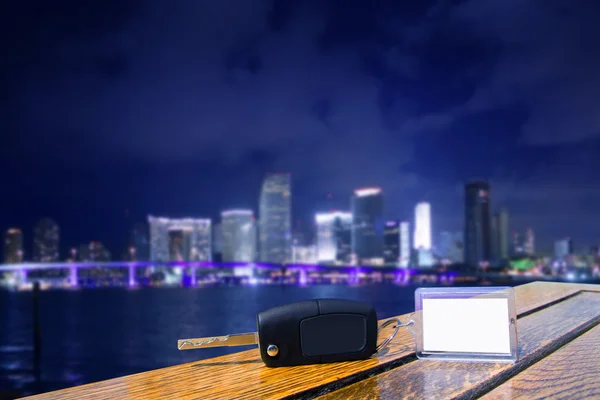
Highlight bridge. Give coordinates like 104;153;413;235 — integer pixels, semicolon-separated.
0;261;463;289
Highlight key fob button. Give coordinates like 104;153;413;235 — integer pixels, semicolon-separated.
300;314;367;356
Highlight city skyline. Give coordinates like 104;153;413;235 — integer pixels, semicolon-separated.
2;1;600;255
2;178;587;265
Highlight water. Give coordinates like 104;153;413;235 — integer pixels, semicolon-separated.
0;284;420;397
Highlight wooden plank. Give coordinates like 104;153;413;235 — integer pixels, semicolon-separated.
23;282;598;400
515;281;600;316
481;324;600;400
317;292;600;400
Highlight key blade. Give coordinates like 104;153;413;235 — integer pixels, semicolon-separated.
177;332;259;350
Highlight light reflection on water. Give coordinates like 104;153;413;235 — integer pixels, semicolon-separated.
0;283;489;396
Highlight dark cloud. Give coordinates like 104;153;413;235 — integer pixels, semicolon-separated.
9;1;418;197
451;0;600;145
2;0;600;251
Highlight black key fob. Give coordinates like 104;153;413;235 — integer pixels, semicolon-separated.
256;298;378;367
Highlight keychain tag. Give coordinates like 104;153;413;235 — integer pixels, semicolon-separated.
414;286;518;363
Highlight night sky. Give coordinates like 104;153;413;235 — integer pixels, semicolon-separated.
2;0;600;256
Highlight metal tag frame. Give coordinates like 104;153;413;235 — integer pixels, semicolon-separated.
414;286;518;363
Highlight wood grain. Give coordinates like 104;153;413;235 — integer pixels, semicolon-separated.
22;282;599;400
317;292;600;400
481;324;600;400
515;281;600;315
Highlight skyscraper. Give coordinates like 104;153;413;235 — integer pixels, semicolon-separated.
554;237;573;260
130;222;150;261
259;173;292;263
333;213;352;264
315;211;352;263
494;208;509;260
490;215;499;260
221;209;256;262
413;202;432;250
383;221;400;265
213;223;223;257
148;216;212;262
512;231;523;255
33;218;60;262
524;228;535;256
351;188;384;264
399;221;410;267
464;181;492;268
438;231;463;263
4;228;23;263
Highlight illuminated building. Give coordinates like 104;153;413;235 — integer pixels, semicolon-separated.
464;181;491;268
148;216;212;262
259;173;292;263
4;228;23;263
438;231;463;264
33;218;60;262
292;231;306;246
417;248;435;268
334;213;352;264
400;221;410;267
213;223;223;256
383;221;400;266
413;202;431;250
497;209;509;259
168;228;192;261
221;209;256;262
512;231;523;255
315;211;352;264
554;237;573;260
88;241;111;261
490;216;499;260
351;188;384;264
129;223;150;261
291;244;317;264
524;228;535;256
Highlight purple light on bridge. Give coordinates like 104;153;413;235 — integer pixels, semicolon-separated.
349;268;360;285
394;270;403;285
128;265;136;288
190;267;197;287
69;266;77;287
298;269;307;286
395;269;411;285
403;270;411;285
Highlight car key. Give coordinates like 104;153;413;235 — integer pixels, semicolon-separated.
177;298;390;367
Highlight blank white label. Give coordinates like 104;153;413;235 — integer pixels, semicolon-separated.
422;298;511;354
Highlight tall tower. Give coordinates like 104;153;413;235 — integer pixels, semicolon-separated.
33;218;60;262
259;173;292;263
524;228;535;256
221;209;256;262
351;188;384;264
399;221;410;267
497;209;509;259
413;202;432;250
383;221;400;266
464;181;492;268
315;211;352;264
4;228;23;263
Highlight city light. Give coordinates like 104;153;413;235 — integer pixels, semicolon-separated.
414;202;432;250
221;209;253;216
315;211;352;223
353;187;382;197
3;179;599;289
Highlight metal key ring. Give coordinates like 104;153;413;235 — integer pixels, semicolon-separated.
376;317;415;353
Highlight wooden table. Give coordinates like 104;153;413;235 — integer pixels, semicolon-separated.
24;282;600;400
